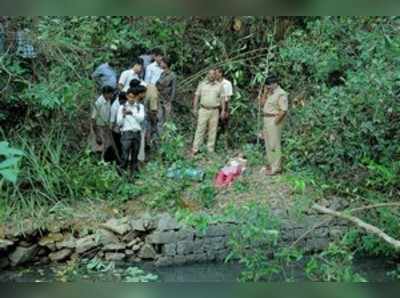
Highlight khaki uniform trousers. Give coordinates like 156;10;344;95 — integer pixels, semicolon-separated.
193;107;220;153
264;117;285;173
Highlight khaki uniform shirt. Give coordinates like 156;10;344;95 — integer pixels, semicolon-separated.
195;80;224;108
263;87;289;114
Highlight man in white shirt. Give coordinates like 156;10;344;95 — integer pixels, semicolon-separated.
144;48;164;85
215;68;234;147
91;86;115;157
139;49;153;79
117;86;146;175
118;61;142;92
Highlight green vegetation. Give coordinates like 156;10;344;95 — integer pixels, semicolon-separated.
1;16;399;281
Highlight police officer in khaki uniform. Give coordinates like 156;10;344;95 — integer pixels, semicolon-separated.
259;75;288;176
191;69;226;156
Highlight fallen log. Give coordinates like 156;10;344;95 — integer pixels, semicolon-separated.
312;203;400;251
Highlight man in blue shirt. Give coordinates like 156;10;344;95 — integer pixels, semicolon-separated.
92;62;118;89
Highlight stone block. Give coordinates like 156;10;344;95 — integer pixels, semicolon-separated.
130;213;156;232
138;244;156;260
127;238;140;248
75;235;97;254
102;243;126;252
9;245;38;266
162;243;177;257
157;213;182;231
56;234;77;250
199;224;232;238
125;250;134;256
49;249;72;262
105;252;125;262
96;229;120;246
146;231;178;244
101;218;130;235
38;233;62;247
176;228;195;241
176;240;196;255
201;237;227;252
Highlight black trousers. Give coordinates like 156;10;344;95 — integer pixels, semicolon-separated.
104;131;122;164
120;131;141;174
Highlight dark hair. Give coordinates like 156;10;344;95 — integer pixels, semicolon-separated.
151;48;163;56
131;59;142;67
160;56;172;68
129;79;141;88
265;75;279;85
215;68;224;75
127;85;147;96
102;85;115;95
118;92;127;103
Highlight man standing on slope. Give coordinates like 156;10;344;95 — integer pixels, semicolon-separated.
191;69;226;156
259;75;289;176
215;68;233;148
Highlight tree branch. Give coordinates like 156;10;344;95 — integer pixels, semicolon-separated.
348;203;400;213
312;203;400;251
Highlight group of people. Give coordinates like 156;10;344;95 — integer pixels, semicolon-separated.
91;48;289;177
90;48;176;174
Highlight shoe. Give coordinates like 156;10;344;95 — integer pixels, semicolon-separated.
261;165;272;172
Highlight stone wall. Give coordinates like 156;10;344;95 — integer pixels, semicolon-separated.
0;209;348;269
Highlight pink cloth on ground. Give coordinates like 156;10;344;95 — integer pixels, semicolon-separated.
214;165;243;188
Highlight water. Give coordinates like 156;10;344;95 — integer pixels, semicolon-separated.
0;258;397;282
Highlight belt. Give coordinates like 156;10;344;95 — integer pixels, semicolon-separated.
121;130;141;135
263;113;278;117
201;104;220;110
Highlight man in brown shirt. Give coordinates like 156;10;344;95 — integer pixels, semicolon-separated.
191;69;226;155
259;75;289;175
156;56;177;122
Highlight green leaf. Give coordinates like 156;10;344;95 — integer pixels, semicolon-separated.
0;168;18;183
0;142;24;157
0;157;20;170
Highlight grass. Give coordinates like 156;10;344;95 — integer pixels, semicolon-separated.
0;124;302;232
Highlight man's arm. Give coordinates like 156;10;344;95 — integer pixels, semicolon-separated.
116;106;125;127
91;66;101;80
144;65;152;84
193;83;201;114
118;71;126;91
170;75;177;103
275;94;289;125
258;86;267;106
274;111;287;125
192;95;199;115
91;104;102;143
132;104;145;123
